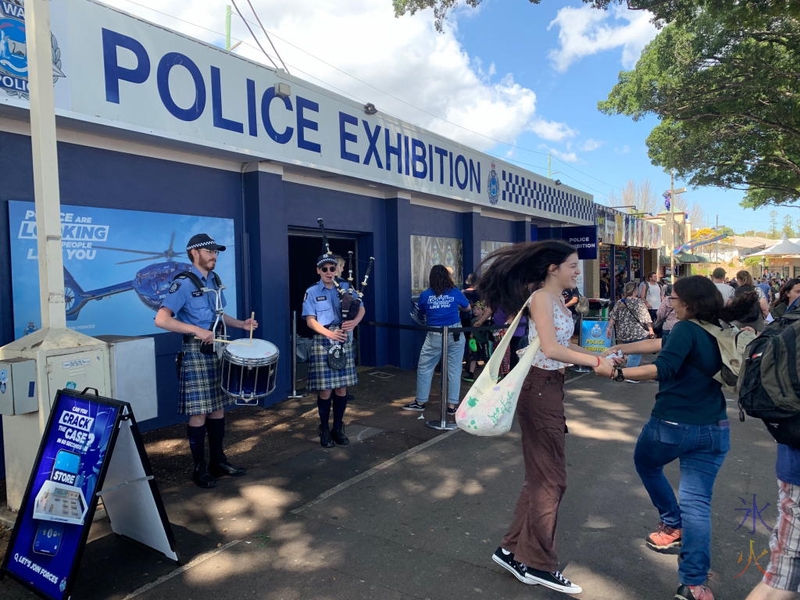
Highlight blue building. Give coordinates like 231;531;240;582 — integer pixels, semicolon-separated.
0;1;659;438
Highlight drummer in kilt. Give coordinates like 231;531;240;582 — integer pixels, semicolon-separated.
155;233;258;489
303;254;366;448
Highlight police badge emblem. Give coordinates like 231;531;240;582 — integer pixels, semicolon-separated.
0;1;66;101
487;162;499;205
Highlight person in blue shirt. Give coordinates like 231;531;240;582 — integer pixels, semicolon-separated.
302;254;365;448
155;234;258;489
403;265;470;414
599;275;754;600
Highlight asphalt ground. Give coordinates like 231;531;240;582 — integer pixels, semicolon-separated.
0;360;783;600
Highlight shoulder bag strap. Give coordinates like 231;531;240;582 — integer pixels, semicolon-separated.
622;299;649;333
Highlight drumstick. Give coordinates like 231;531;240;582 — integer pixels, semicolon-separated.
249;311;255;344
200;337;251;346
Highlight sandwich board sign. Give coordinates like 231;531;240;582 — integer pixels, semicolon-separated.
1;388;178;600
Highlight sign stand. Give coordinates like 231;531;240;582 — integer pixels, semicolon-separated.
1;388;178;600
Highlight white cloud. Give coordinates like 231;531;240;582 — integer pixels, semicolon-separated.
548;148;579;163
99;0;570;152
580;138;604;152
547;5;658;72
528;119;577;143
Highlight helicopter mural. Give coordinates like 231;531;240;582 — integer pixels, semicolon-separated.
63;233;193;321
9;201;236;339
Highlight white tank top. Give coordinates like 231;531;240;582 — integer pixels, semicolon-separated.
528;292;573;370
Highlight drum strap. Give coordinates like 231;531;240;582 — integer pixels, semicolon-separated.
174;270;223;290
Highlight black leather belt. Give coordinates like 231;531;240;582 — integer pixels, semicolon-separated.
183;334;197;342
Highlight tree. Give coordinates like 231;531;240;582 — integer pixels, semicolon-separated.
783;214;796;238
599;6;800;209
770;210;779;238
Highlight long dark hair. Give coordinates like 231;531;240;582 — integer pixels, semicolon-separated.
476;240;576;314
775;278;800;307
673;275;756;323
429;264;455;296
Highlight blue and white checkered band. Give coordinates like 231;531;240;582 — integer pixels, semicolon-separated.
188;240;219;250
317;256;337;268
500;169;595;223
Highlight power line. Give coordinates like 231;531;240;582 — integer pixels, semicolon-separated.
245;0;289;73
229;0;279;69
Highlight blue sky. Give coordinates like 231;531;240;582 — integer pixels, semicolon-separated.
101;0;800;235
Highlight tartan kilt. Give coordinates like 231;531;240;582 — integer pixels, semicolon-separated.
178;339;230;415
308;328;358;391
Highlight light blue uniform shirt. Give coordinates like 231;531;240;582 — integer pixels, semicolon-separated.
302;280;352;327
160;265;226;329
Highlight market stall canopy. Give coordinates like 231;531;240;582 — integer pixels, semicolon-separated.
748;235;800;257
659;252;709;264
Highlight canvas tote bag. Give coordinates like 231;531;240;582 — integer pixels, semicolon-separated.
456;296;540;436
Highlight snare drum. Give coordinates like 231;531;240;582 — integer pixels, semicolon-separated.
220;339;279;404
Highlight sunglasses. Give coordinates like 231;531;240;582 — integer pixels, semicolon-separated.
319;266;337;273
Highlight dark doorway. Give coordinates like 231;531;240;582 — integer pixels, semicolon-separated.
288;233;357;340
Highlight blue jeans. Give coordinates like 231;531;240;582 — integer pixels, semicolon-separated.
416;325;466;406
634;417;730;585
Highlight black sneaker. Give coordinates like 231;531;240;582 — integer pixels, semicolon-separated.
209;460;246;478
491;547;537;586
402;401;426;411
462;372;475;382
523;568;582;594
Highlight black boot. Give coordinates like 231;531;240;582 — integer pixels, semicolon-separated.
331;394;348;445
318;424;335;448
331;423;350;446
206;418;246;477
192;460;216;489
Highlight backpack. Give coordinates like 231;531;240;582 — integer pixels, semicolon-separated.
736;310;800;447
688;319;758;387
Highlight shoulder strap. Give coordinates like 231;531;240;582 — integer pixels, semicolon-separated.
173;270;223;290
174;270;203;290
622;299;649;331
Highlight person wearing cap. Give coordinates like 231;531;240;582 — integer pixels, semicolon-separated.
155;233;258;489
302;253;366;448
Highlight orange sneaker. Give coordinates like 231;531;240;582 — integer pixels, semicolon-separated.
646;521;682;552
675;584;714;600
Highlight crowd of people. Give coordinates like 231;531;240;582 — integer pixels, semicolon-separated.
156;233;800;599
401;257;799;599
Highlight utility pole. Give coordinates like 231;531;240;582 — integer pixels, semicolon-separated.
670;171;675;285
666;171;687;285
225;5;232;51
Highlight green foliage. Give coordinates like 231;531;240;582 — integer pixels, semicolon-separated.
600;3;800;208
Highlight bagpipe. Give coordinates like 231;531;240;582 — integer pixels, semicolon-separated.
317;218;374;369
317;218;373;322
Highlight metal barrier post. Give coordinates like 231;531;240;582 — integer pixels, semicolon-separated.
288;310;306;399
426;325;458;431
